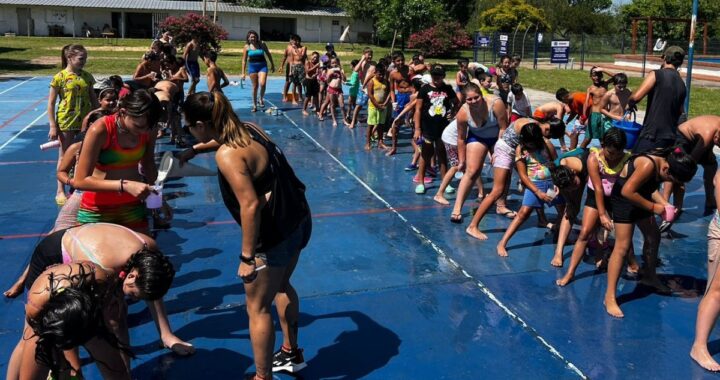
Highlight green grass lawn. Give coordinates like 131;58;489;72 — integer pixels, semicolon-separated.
1;36;716;116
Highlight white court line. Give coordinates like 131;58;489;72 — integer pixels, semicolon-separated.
268;100;588;379
0;111;47;151
0;77;36;96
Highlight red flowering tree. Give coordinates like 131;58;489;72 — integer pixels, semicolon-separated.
160;13;228;53
408;21;472;58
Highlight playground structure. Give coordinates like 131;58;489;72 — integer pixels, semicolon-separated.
630;16;710;55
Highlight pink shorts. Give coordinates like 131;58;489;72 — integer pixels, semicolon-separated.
327;86;342;95
492;139;515;170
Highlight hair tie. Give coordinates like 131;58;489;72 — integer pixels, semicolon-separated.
119;271;127;279
674;147;682;154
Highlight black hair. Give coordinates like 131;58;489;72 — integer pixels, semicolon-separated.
411;54;420;64
29;266;134;375
123;247;175;301
519;121;545;152
498;54;511;65
601;127;627;151
375;62;386;73
351;59;359;67
108;75;123;89
551;165;577;190
645;146;697;183
547;118;566;139
246;30;260;46
510;83;524;96
411;78;424;92
512;54;522;61
392;51;405;60
203;50;218;62
555;88;570;102
144;51;159;61
458;58;469;65
612;73;628;85
118;89;162;127
463;82;481;97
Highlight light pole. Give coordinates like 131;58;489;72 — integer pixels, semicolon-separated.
684;0;699;113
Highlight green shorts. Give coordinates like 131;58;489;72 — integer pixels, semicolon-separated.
367;106;387;126
587;112;605;141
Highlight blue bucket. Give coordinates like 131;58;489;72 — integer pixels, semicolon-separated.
612;112;642;149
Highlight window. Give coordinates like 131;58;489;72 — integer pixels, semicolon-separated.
46;9;67;24
332;20;339;26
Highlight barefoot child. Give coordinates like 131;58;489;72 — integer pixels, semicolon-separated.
203;51;229;93
318;57;347;126
366;63;391;150
507;83;531;123
302;52;321;116
691;169;720;371
455;58;470;102
579;67;615;148
345;59;361;125
496;122;563;257
48;44;98;206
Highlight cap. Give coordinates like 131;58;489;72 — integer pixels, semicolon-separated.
663;46;685;62
326;42;334;49
430;64;445;76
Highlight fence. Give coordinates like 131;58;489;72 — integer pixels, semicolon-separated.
471;31;720;69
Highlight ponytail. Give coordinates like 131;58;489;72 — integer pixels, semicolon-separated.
211;91;252;148
646;145;698;183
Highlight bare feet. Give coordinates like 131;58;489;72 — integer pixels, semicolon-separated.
691;344;720;372
4;281;24;298
433;194;450;205
386;148;396;156
466;226;489;240
551;253;563;267
332;121;338;127
162;335;195;356
604;297;624;318
348;123;356;129
555;274;573;287
292;100;299;105
364;143;372;151
343;119;351;127
378;142;388;150
496;244;508;257
302;110;309;116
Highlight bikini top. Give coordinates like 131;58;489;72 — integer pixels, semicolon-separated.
96;114;148;171
62;222;147;270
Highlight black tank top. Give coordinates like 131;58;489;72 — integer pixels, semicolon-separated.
218;127;310;252
641;68;686;140
611;154;659;201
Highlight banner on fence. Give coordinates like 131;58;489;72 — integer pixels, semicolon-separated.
498;34;509;55
550;40;570;64
476;34;490;48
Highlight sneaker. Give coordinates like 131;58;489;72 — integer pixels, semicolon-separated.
413;175;433;184
415;184;426;194
659;220;673;233
445;185;456;194
272;347;307;373
404;163;419;171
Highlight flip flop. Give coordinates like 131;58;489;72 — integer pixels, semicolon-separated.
415;184;426;194
161;342;196;356
497;209;516;219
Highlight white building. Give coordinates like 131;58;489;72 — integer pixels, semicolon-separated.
0;0;373;42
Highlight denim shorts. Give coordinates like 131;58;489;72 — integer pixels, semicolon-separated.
256;216;312;267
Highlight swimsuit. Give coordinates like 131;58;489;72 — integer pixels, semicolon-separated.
611;154;660;223
247;47;268;74
77;114;149;230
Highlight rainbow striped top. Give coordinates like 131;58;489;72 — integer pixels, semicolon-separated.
96;114;148;171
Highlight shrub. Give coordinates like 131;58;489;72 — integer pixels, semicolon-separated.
159;13;228;53
408;21;472;58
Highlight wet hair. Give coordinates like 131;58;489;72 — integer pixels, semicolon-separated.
510;83;524;96
601;127;626;151
555;88;570;102
123;247;175;301
612;73;628;85
203;50;218;63
290;33;301;43
474;67;485;79
547;117;566;139
457;58;469;66
118;88;162;127
463;82;481;97
183;91;254;148
61;44;87;69
411;54;420;64
646;146;697;183
108;75;123;90
98;87;117;101
351;59;359;67
498;54;511;66
375;62;386;73
590;66;603;79
551;165;577;189
144;51;159;61
392;51;405;61
246;30;261;45
518;121;545;152
411;78;424;92
29;266;134;375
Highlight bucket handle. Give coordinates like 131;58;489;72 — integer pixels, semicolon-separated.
622;111;637;123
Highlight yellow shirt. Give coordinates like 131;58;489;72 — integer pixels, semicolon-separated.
369;77;388;110
50;69;95;131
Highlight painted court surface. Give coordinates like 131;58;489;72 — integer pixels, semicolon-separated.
0;76;718;379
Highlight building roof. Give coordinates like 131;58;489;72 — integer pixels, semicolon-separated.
0;0;348;17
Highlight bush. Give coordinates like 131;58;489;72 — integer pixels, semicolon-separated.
160;13;228;53
408;21;472;58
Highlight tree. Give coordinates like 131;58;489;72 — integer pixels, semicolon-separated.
160;13;228;52
376;0;445;40
408;21;472;57
477;0;549;33
337;0;379;21
620;0;720;39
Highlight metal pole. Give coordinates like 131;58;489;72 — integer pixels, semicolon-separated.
685;0;699;112
533;27;539;70
202;0;207;17
580;33;585;70
213;0;218;22
641;32;648;77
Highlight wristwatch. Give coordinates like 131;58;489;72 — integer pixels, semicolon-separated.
239;255;256;265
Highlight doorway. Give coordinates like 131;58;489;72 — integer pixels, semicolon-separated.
16;8;33;36
125;12;152;38
260;17;296;41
